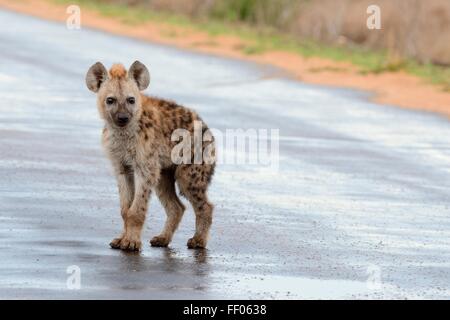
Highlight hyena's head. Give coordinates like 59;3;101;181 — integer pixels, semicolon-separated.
85;61;150;128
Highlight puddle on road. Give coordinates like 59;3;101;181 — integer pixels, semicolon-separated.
209;272;390;299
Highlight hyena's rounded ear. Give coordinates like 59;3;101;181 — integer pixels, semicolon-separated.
128;60;150;91
85;62;108;92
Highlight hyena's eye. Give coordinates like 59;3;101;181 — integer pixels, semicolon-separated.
106;97;116;105
127;97;135;104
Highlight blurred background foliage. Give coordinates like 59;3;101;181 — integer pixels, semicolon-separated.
64;0;450;89
114;0;450;66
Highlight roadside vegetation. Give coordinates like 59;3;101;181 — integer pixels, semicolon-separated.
55;0;450;91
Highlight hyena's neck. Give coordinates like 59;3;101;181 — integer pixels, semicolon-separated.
107;121;139;141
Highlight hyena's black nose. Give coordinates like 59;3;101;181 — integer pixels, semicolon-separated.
117;113;130;127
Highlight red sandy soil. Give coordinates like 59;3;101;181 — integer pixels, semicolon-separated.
1;0;450;119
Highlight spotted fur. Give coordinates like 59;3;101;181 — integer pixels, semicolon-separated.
86;61;215;251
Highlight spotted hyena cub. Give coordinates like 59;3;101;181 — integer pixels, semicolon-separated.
85;61;215;251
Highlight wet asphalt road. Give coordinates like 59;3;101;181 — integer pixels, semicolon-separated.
0;9;450;299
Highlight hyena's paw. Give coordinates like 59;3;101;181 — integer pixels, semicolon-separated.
150;235;170;247
187;236;207;249
110;237;123;249
110;237;141;251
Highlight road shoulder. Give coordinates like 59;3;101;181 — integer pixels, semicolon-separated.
1;0;449;119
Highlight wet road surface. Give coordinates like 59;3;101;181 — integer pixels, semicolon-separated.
0;9;450;299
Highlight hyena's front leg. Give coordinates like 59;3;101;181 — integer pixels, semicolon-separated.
115;164;160;251
110;164;135;250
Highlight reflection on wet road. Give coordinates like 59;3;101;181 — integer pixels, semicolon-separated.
0;9;449;299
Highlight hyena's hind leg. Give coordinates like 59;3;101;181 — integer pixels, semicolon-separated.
151;168;186;247
176;164;214;249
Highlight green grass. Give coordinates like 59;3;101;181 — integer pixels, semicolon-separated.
54;0;192;26
407;62;450;91
54;0;450;90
